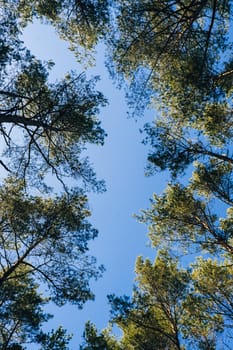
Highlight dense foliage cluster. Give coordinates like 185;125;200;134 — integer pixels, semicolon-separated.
1;0;233;349
0;1;108;348
81;1;233;349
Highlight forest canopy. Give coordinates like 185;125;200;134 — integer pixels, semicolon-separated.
0;1;108;348
1;0;233;349
81;1;233;349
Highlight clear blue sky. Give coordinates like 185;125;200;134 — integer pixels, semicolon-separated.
22;21;168;347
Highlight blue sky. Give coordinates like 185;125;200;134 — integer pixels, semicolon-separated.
22;21;169;347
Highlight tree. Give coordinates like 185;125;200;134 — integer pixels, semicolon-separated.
88;4;233;349
138;181;233;256
81;252;228;349
7;0;110;63
106;0;233;191
0;267;49;349
0;1;109;192
0;266;73;349
106;0;231;112
106;1;233;209
0;176;104;348
186;258;233;349
0;1;109;348
108;253;190;350
104;0;233;257
37;326;72;350
0;55;107;191
80;321;121;350
0;177;104;305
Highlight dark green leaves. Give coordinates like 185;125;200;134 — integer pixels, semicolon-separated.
15;0;110;61
0;57;107;190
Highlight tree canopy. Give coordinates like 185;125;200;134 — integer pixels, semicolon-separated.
12;0;110;62
0;53;107;190
2;0;233;349
0;177;104;348
0;1;108;348
81;252;233;349
80;1;233;349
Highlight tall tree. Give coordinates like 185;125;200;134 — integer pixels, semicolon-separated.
106;0;231;111
0;267;49;349
80;321;121;350
85;2;233;349
0;55;107;191
0;0;109;192
106;0;233;190
7;0;110;62
0;1;109;348
138;181;233;256
0;176;104;348
0;177;103;305
81;252;228;349
105;0;233;258
37;327;72;350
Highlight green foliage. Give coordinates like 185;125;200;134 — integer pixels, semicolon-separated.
190;258;233;326
0;177;104;305
2;0;233;349
0;1;110;348
76;2;233;349
139;182;231;254
0;268;49;348
37;326;72;350
80;321;121;350
107;0;231;111
11;0;110;62
0;55;107;191
0;176;104;348
112;253;190;350
86;252;227;349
